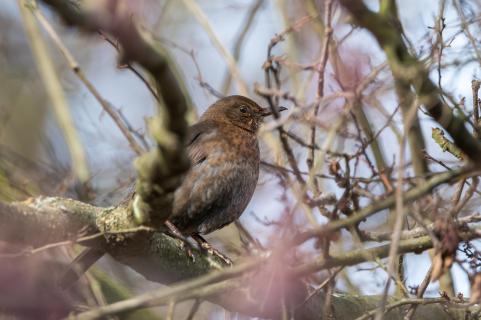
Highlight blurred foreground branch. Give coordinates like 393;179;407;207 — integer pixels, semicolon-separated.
38;0;192;227
18;0;90;183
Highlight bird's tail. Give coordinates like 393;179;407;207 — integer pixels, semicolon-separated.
58;248;104;290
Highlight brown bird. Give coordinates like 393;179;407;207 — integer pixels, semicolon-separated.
60;95;285;288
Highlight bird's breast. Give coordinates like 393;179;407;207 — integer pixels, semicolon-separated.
218;127;260;162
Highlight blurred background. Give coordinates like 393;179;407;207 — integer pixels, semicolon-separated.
1;0;481;318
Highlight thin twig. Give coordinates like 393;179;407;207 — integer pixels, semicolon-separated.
18;0;90;182
308;0;334;188
356;297;463;320
0;226;154;258
221;0;264;94
182;0;248;95
99;31;161;103
404;264;434;320
33;4;145;156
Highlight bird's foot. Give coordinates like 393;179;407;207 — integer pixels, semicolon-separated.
192;234;233;266
181;242;196;263
164;220;196;262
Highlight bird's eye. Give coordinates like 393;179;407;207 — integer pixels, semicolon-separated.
239;105;248;114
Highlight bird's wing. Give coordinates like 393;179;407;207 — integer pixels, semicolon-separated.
172;120;243;233
185;120;218;166
171;159;243;234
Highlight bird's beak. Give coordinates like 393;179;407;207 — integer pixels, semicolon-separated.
261;106;288;117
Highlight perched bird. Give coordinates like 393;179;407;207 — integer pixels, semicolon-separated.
171;95;277;234
60;95;285;287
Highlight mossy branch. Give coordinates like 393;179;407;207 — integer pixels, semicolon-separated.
432;128;465;160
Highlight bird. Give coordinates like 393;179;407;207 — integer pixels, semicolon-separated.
59;95;286;288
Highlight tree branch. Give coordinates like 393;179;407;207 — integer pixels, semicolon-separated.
338;0;481;163
38;0;192;227
2;195;480;319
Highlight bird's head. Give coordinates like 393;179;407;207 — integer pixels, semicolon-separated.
201;95;286;133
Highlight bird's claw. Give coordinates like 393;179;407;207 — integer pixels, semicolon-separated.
186;247;196;263
210;249;233;266
193;234;233;265
178;238;196;263
165;221;197;262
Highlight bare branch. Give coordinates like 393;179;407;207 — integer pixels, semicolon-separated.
339;0;481;163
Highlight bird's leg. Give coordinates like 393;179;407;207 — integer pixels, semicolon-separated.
191;234;233;266
164;221;195;261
